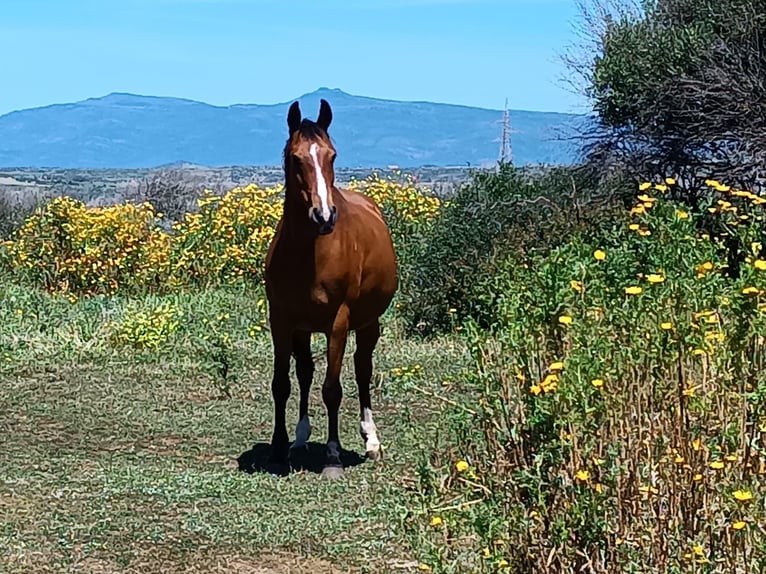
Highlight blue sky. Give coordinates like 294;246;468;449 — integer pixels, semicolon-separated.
0;0;587;116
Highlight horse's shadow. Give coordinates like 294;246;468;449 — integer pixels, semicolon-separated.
237;442;366;477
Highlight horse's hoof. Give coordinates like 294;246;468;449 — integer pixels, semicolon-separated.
366;446;383;461
321;465;345;480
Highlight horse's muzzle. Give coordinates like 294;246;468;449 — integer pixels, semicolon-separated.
310;206;338;235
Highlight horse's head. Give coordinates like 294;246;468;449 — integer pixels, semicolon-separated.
284;99;338;235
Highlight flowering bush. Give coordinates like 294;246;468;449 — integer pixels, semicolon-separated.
107;300;182;351
415;178;766;573
1;196;169;295
168;183;284;287
0;175;442;295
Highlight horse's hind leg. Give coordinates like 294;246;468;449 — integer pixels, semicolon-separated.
291;330;313;451
268;323;292;467
354;319;382;460
321;306;349;479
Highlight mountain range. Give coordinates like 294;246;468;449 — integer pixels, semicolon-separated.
0;88;587;169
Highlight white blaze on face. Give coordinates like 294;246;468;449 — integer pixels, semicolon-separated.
309;143;331;221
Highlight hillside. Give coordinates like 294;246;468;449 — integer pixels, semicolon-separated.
0;88;586;169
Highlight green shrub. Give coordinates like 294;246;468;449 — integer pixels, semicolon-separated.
413;180;766;573
397;164;626;336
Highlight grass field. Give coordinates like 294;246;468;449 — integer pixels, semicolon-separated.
0;285;468;573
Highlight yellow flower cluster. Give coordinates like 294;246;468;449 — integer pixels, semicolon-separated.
347;172;442;223
2;175;442;295
168;183;284;287
107;301;182;350
2;196;169;295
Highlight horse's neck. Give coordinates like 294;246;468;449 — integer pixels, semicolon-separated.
282;186;318;242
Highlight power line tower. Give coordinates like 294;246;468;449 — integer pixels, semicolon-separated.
495;98;517;171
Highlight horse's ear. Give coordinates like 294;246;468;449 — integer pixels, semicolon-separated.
287;101;302;136
317;99;332;132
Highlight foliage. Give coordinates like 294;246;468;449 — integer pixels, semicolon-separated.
0;192;40;241
397;164;625;336
122;168;228;222
413;178;766;572
108;300;182;351
573;0;766;191
2;196;170;295
168;183;284;287
0;176;441;296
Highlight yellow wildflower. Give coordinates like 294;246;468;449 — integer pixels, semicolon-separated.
575;469;590;482
660;322;673;330
455;460;469;473
430;516;443;527
558;315;573;325
646;274;665;284
624;286;643;295
732;521;747;530
733;490;753;502
591;379;604;388
593;249;606;261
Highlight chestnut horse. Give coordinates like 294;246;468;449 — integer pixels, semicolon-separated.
263;98;398;479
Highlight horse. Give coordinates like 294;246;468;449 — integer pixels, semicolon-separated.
263;98;398;479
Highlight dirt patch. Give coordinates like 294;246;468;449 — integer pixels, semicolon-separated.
71;557;124;573
93;552;357;574
204;554;357;574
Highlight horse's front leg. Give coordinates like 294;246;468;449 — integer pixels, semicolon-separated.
290;330;314;451
354;319;382;460
321;305;349;479
268;321;293;469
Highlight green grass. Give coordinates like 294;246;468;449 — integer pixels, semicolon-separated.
0;282;469;573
